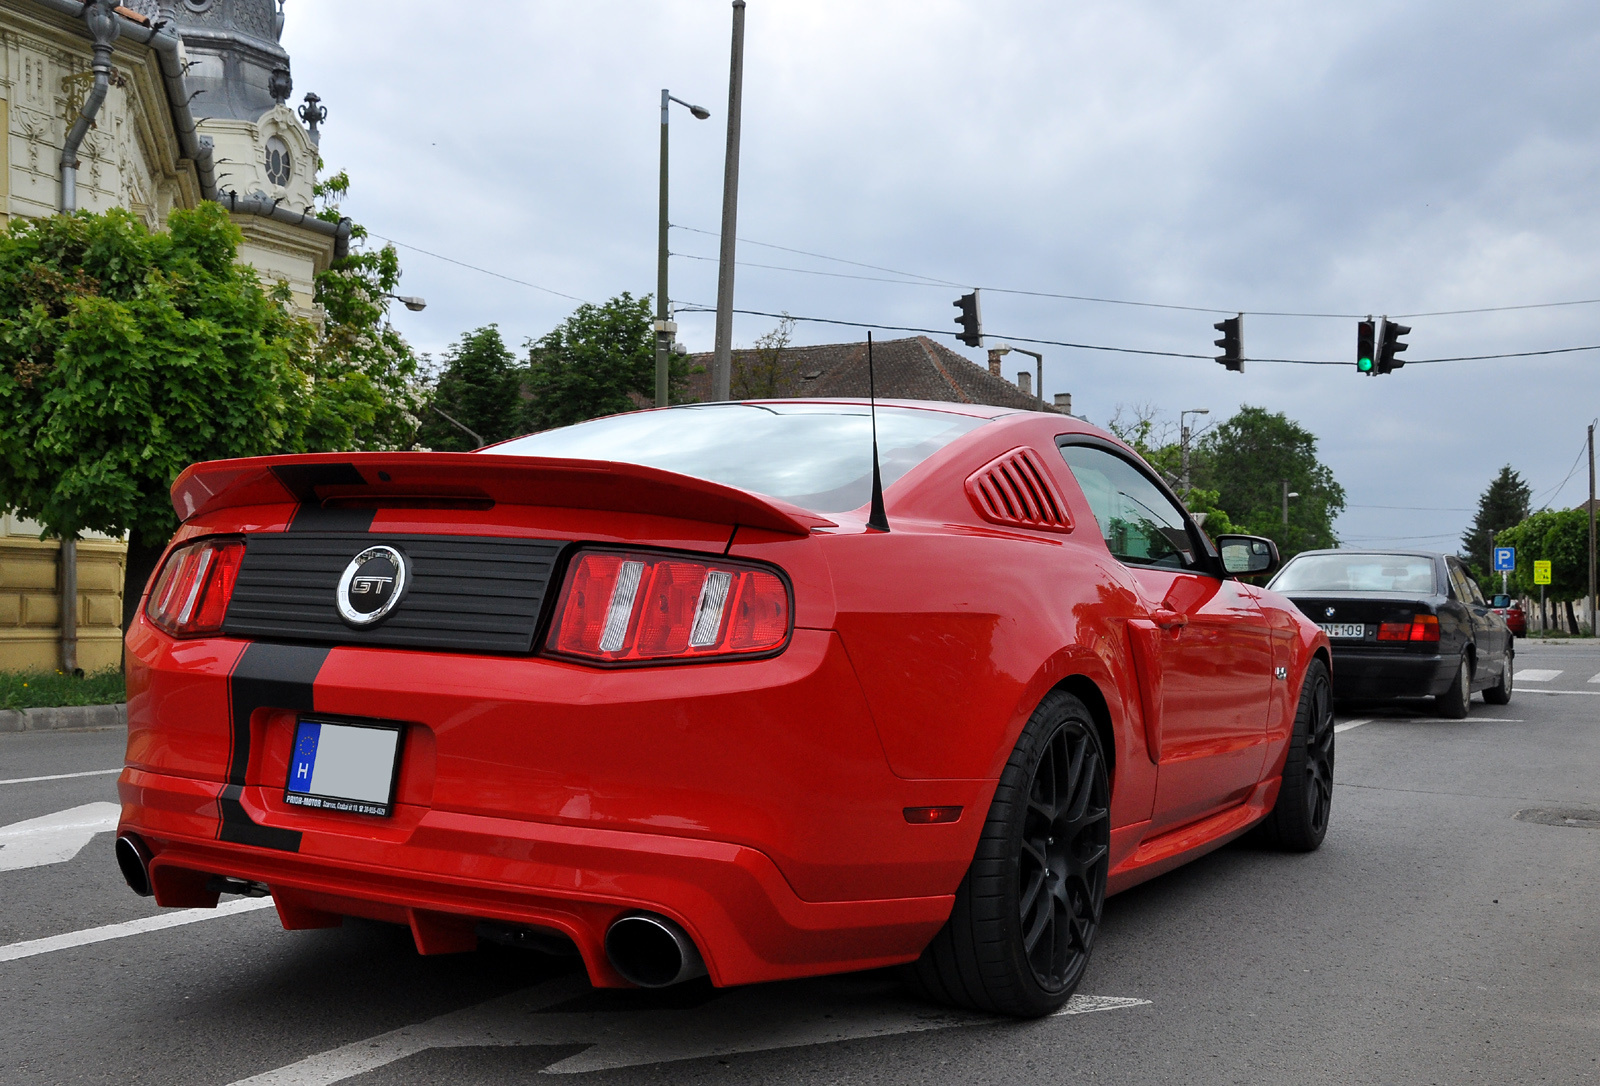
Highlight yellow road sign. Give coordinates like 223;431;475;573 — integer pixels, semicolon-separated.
1534;560;1552;585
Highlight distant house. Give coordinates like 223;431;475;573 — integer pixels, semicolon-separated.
684;336;1072;414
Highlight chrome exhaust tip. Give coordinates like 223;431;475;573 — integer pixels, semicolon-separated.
604;912;708;988
115;834;153;897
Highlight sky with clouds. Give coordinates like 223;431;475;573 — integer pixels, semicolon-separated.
283;0;1600;552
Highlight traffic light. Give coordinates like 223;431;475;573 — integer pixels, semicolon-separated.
953;291;982;347
1213;314;1243;372
1357;319;1375;374
1375;318;1410;374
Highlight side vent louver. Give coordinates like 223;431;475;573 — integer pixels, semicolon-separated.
965;448;1074;533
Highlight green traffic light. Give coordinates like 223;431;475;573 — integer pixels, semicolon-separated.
1357;356;1374;373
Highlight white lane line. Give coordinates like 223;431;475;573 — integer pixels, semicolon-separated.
0;768;121;787
0;897;276;964
1517;669;1564;682
1334;719;1371;733
227;973;1151;1083
1521;689;1600;696
0;802;120;872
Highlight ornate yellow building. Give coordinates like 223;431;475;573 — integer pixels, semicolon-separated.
1;0;343;671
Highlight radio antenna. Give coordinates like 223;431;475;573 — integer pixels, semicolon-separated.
866;331;890;532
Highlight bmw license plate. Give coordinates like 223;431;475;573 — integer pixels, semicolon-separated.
1318;622;1366;640
284;719;403;817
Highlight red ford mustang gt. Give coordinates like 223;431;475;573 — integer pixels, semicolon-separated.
117;400;1332;1017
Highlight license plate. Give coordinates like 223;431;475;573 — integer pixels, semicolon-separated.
1319;622;1366;640
284;719;403;817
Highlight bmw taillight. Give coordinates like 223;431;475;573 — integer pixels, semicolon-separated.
546;549;791;664
145;538;245;637
1377;614;1439;642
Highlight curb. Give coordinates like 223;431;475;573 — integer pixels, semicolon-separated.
0;703;127;733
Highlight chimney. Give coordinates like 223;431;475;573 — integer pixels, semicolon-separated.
987;348;1007;377
1017;371;1031;396
1054;392;1072;414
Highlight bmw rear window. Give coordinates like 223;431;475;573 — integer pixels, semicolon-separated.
1271;553;1439;594
490;403;989;513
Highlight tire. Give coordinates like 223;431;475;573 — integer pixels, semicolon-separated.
1436;656;1471;719
1258;659;1334;852
1483;648;1513;705
907;691;1110;1018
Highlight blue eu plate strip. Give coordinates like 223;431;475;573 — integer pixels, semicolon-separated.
288;721;321;795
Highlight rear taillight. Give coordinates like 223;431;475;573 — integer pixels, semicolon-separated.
145;538;245;637
547;549;791;664
1377;614;1439;642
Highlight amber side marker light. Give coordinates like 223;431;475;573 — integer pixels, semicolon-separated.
904;806;963;825
145;538;245;637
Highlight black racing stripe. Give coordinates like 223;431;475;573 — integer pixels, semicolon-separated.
272;463;376;533
288;503;376;532
220;642;331;851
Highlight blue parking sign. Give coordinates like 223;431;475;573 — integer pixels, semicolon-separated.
1492;547;1515;572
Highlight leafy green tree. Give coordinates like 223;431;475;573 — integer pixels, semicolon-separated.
1194;406;1345;558
306;169;426;452
731;315;799;399
416;325;523;451
1460;465;1531;583
1496;507;1591;631
0;205;315;628
520;293;691;432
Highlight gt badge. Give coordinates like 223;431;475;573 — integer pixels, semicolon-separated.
336;545;408;627
1274;666;1288;680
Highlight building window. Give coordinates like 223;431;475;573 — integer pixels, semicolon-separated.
265;136;292;187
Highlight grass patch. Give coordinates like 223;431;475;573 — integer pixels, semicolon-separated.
0;668;125;711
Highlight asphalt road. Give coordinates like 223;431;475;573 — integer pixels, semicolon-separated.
2;639;1596;1084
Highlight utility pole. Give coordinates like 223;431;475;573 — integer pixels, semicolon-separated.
1589;422;1596;635
1281;480;1299;528
655;90;709;408
1179;408;1210;495
711;0;746;402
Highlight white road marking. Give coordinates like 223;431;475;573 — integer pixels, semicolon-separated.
0;897;276;964
1520;689;1600;696
1516;669;1564;682
1588;672;1600;684
226;973;1150;1082
1334;718;1370;733
0;801;120;871
0;768;121;787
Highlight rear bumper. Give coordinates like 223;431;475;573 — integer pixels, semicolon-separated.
1328;647;1458;699
118;765;952;988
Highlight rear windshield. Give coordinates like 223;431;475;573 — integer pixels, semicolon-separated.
489;403;989;513
1271;553;1439;594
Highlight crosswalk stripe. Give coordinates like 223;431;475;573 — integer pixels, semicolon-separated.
0;897;276;964
1516;669;1564;682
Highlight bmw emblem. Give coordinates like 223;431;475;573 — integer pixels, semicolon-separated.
336;545;408;627
1325;607;1336;617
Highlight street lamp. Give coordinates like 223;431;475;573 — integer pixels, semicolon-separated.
1282;481;1300;527
986;344;1045;407
1179;408;1210;494
386;294;426;312
657;89;710;408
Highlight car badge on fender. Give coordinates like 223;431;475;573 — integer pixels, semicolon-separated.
336;545;409;627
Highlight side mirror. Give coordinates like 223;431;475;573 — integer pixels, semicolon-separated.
1490;594;1511;608
1216;534;1280;577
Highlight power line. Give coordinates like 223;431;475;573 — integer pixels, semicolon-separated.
367;233;591;304
672;222;1600;321
1534;438;1589;511
672;251;943;288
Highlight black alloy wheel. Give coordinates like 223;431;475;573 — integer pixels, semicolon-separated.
1436;656;1472;719
906;691;1111;1017
1484;648;1513;705
1259;659;1334;851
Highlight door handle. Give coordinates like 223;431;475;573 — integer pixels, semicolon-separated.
1152;608;1188;630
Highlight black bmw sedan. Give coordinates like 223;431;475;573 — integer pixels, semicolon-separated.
1267;549;1512;717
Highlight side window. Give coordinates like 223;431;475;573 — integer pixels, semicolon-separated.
1058;443;1197;569
1446;561;1474;602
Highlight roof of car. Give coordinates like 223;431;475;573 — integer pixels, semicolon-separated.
1289;549;1447;561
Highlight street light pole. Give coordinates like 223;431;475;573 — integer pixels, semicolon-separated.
1179;408;1210;494
711;0;746;402
1282;480;1299;528
656;90;709;407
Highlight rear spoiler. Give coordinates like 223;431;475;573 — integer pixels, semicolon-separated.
169;452;834;536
